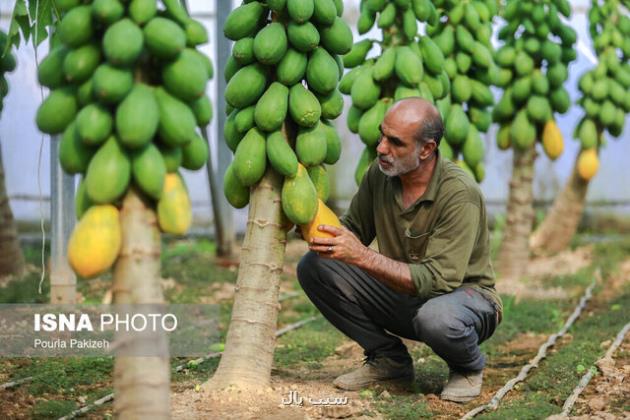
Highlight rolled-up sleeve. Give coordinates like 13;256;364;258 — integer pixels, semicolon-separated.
409;201;480;299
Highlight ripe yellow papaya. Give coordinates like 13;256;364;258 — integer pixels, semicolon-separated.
157;173;192;234
577;148;599;181
68;204;122;278
542;120;564;160
300;199;341;243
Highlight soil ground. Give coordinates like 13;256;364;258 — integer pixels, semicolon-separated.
1;236;629;419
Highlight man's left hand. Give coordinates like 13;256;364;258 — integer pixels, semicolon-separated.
308;225;368;265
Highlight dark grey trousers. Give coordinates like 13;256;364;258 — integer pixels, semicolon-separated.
297;251;499;372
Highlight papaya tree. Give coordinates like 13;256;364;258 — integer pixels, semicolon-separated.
492;0;576;281
13;0;214;416
340;0;499;186
530;0;630;255
206;0;348;390
0;32;24;278
429;0;500;181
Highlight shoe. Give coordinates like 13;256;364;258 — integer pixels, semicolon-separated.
440;369;483;403
333;355;414;391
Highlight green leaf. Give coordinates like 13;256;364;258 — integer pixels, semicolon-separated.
576;364;586;374
5;0;29;55
31;0;55;46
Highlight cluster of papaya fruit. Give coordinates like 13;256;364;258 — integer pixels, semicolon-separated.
221;0;348;232
0;32;17;112
492;0;576;162
340;0;447;185
431;0;499;182
574;0;630;180
34;0;213;277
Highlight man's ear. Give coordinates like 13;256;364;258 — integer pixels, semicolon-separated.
420;140;437;160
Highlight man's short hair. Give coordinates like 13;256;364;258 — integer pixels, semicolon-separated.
414;111;444;147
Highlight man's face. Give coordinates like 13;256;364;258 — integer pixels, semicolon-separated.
376;114;423;177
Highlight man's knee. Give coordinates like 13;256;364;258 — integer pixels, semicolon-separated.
297;251;326;289
412;301;467;346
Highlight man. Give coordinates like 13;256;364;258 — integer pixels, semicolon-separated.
297;98;502;403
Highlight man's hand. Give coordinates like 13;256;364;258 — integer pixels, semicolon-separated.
308;225;368;265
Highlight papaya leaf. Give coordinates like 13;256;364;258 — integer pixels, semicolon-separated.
29;0;55;47
5;0;29;55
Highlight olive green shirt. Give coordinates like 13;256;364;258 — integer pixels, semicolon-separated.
341;153;502;312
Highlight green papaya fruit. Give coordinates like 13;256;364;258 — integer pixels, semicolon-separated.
255;82;289;132
419;36;444;75
116;84;159;149
373;47;396;81
578;119;597;149
155;87;197;147
445;104;469;145
103;18;144;66
224;164;250;209
526;96;551;124
233;127;267;186
36;87;78;134
287;0;315;23
85;136;131;203
342;40;373;68
75;178;92;219
157;143;182;172
181;133;209;170
320;16;353;55
128;0;156;25
132;143;166;200
225;63;268;108
234;106;256;134
233;37;255;65
395;46;423;85
92;0;125;25
277;48;308;85
358;99;387;147
191;94;213;127
224;2;265;40
63;43;100;84
351;69;381;110
296;123;328;166
267;130;299;177
312;0;337;26
307;165;330;202
287;21;320;52
317;88;344;119
92;64;134;104
253;22;288;65
282;163;318;224
76;103;113;146
144;17;186;60
347;105;363;133
510;111;536;150
289;83;322;127
162;49;208;102
321;121;342;164
58;6;93;48
38;47;68;89
59;122;95;174
306;47;339;94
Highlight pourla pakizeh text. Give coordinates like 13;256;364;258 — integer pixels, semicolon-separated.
281;390;348;406
33;313;178;332
33;338;110;349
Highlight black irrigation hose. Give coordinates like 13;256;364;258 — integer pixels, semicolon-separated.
57;315;321;420
461;271;599;419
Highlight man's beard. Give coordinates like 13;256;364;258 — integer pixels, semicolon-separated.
377;150;421;177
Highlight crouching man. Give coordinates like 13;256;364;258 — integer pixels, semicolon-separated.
297;98;502;403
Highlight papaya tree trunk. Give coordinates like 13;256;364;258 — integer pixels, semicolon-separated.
0;145;25;277
112;188;170;419
203;167;286;391
497;147;536;281
529;153;589;256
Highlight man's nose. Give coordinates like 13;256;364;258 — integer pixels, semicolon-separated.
376;137;387;155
